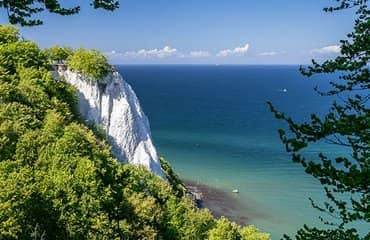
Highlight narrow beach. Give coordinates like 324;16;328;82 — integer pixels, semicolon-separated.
183;179;249;225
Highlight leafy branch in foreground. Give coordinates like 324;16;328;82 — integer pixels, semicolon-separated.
0;0;120;26
268;0;369;239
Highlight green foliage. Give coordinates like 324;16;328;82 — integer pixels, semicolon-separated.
160;157;187;197
164;197;215;239
43;45;73;63
0;24;271;239
0;41;48;74
67;48;110;80
208;218;270;240
0;24;19;44
0;0;119;26
208;217;241;240
240;225;270;240
268;1;369;239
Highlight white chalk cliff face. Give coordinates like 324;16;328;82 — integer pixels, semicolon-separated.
55;67;165;178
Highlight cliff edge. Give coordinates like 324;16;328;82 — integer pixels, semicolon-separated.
54;65;165;178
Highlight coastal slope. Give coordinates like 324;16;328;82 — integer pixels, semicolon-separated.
55;66;165;178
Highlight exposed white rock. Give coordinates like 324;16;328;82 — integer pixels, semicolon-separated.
54;66;165;178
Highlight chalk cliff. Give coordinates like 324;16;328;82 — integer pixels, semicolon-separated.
55;66;165;178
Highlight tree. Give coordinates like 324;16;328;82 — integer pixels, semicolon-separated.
0;24;18;44
0;41;48;74
240;225;270;240
208;217;241;240
67;48;110;79
43;45;73;64
207;217;270;240
268;0;369;239
0;0;119;26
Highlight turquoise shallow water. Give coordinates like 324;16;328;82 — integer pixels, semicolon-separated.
116;65;366;239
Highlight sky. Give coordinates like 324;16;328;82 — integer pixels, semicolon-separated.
0;0;357;64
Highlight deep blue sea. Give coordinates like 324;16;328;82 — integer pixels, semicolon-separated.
116;65;365;239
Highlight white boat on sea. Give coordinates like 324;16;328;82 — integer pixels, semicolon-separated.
278;88;288;93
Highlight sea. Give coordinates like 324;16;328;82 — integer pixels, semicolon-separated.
116;65;366;239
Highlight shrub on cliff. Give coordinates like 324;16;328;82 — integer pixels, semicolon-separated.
67;48;110;79
43;45;73;64
160;157;187;197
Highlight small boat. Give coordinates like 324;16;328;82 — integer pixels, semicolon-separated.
232;189;239;193
277;88;288;93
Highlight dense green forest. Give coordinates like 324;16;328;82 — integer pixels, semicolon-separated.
0;25;270;240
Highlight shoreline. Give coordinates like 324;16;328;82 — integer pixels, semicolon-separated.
183;179;249;225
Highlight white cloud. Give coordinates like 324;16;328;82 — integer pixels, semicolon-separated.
217;43;250;57
106;50;125;60
234;44;250;54
106;50;121;56
124;46;178;58
109;48;212;59
189;50;211;58
107;44;253;61
258;51;286;56
310;45;341;54
259;51;278;56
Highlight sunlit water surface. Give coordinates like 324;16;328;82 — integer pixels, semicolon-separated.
117;65;366;239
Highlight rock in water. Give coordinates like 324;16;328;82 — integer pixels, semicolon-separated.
55;67;165;178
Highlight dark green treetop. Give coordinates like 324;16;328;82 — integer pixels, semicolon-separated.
268;0;369;239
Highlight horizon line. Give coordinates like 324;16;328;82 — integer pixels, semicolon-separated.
112;63;308;66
